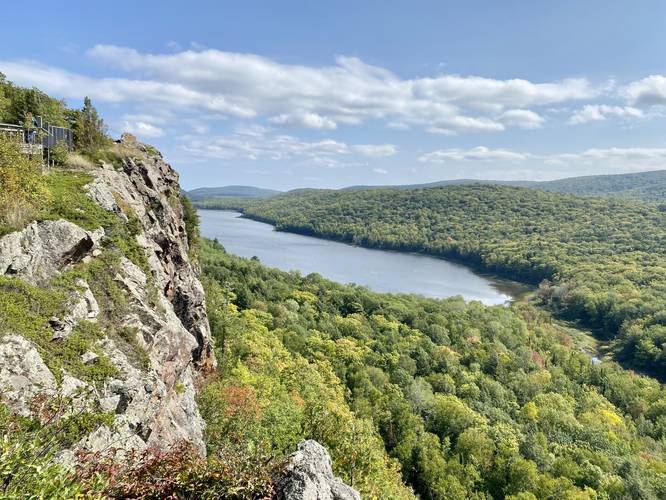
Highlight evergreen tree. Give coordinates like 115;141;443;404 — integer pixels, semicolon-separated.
74;96;108;154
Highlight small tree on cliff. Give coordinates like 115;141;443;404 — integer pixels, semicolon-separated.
73;97;108;155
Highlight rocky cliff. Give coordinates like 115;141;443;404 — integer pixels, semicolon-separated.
0;136;360;498
0;134;215;458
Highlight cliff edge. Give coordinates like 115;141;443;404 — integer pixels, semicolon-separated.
0;134;215;458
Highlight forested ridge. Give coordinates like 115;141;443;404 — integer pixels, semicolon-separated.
531;170;666;202
228;185;666;376
200;238;666;499
339;170;666;203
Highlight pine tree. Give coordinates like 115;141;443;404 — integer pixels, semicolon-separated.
74;96;108;154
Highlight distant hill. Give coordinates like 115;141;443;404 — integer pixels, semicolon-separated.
344;178;534;190
530;170;666;202
345;170;666;202
188;171;666;204
187;185;281;201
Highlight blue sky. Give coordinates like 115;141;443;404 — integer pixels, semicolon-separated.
2;0;666;190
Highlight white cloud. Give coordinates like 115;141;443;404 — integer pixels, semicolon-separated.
419;145;666;174
499;109;545;129
180;126;393;168
419;146;529;163
166;41;182;52
552;147;666;163
122;120;164;138
0;60;257;117
1;46;602;135
568;104;644;124
622;75;666;105
269;111;337;129
353;144;397;157
189;41;207;51
191;123;210;134
373;168;388;174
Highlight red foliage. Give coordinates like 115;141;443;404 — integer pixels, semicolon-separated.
530;350;546;369
222;385;261;421
76;442;207;499
75;440;277;499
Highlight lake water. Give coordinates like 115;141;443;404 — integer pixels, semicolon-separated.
198;210;528;305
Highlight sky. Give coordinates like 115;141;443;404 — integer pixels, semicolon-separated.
2;1;666;190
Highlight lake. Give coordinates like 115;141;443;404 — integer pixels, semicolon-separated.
198;210;529;305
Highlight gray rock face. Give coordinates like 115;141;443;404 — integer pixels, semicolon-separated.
94;136;215;371
0;335;57;416
50;278;100;340
0;137;216;460
0;220;104;284
277;440;361;500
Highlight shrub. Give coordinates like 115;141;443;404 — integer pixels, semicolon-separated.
181;194;201;260
76;442;276;499
49;141;69;167
0;399;109;498
0;135;49;227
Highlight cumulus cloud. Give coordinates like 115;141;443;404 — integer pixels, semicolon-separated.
568;104;644;124
122;120;164;138
353;144;397;157
1;45;602;135
419;146;529;163
181;125;392;168
622;75;666;105
499;109;545;129
419;145;666;174
0;60;256;117
269;111;337;129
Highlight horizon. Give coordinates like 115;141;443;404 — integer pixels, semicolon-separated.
188;167;666;192
3;1;666;190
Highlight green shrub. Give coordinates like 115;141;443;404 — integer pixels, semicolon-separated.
49;141;69;167
181;194;201;260
0;135;49;228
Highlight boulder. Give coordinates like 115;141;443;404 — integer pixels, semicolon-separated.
276;440;361;500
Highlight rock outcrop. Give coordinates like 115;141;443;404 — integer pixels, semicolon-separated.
0;135;215;459
0;220;104;284
276;440;361;500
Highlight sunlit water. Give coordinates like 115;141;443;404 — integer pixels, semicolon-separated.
199;210;529;305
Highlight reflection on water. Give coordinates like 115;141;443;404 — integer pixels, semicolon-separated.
199;210;530;305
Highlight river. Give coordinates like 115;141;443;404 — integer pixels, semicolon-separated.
198;210;529;305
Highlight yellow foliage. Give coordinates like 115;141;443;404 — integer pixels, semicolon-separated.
291;289;318;303
523;401;539;422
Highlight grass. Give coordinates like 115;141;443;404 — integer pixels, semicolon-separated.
39;170;118;231
0;276;118;385
114;326;151;371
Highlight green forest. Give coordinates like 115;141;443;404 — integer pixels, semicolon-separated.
220;185;666;376
200;238;666;498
